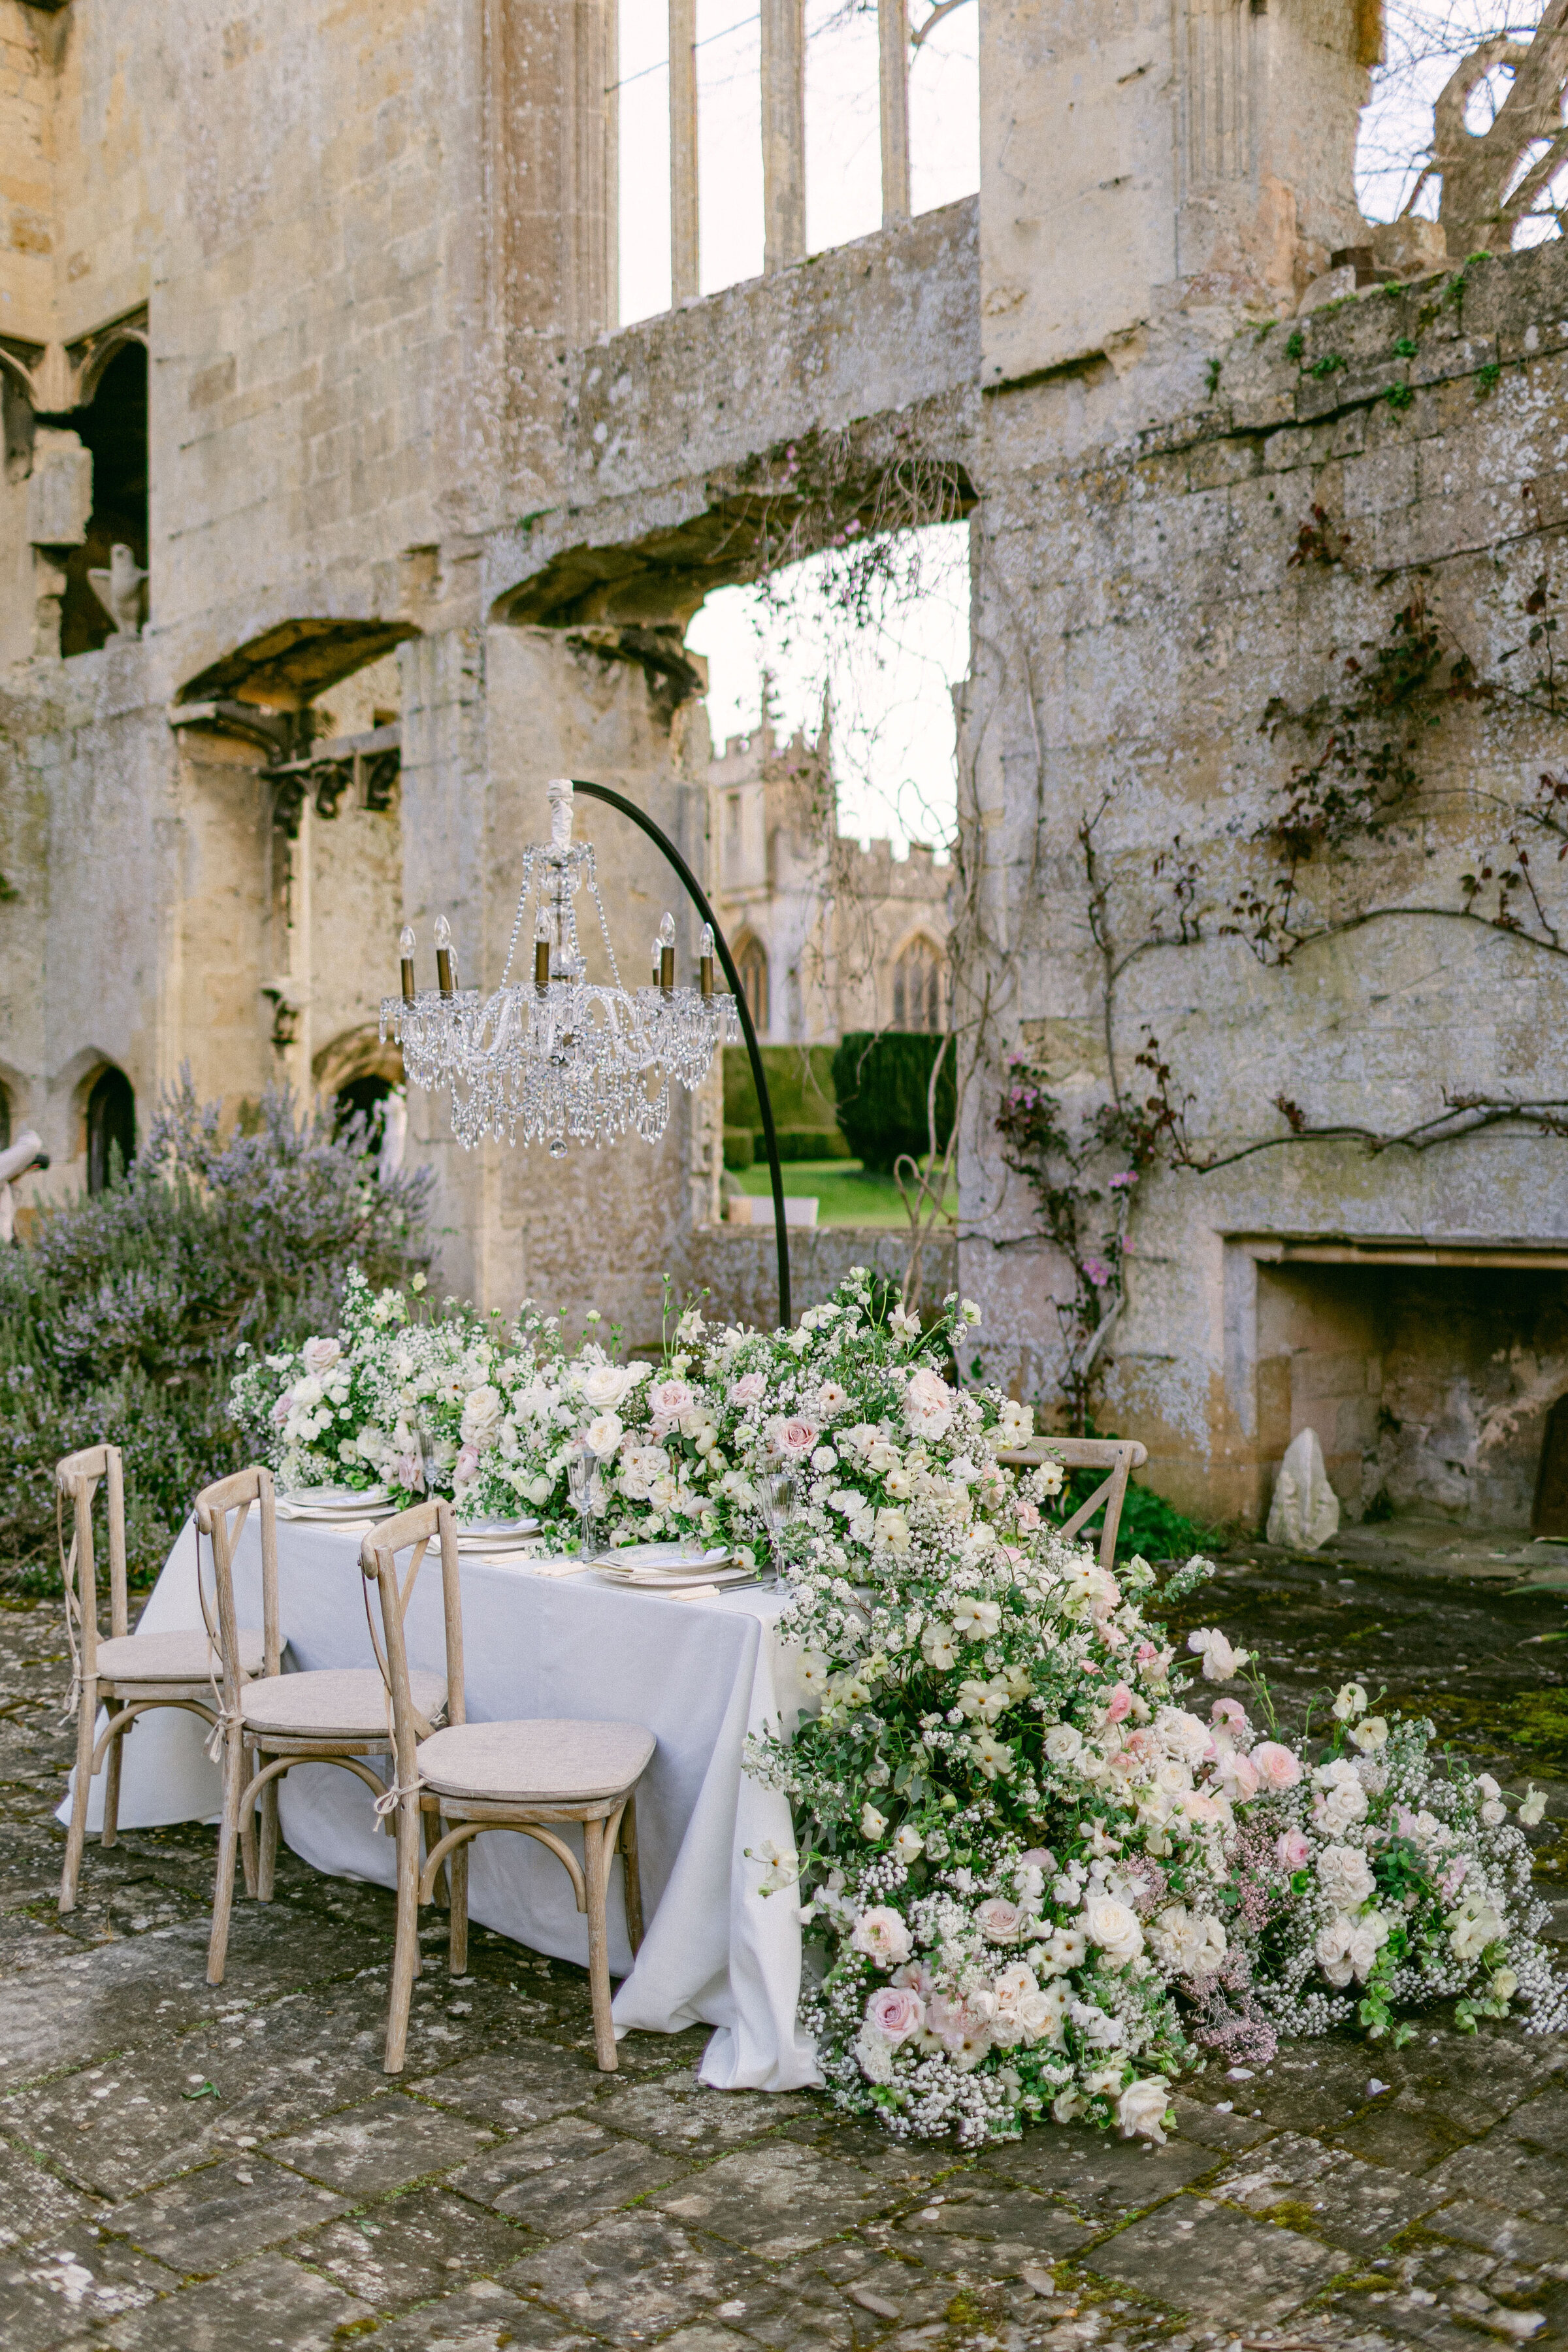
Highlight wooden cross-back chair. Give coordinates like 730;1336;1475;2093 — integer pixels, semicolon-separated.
198;1465;448;1987
56;1445;268;1914
996;1436;1149;1570
362;1499;655;2076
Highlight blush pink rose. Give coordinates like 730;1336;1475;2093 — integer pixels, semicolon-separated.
975;1897;1027;1944
1252;1740;1303;1790
1211;1698;1249;1737
272;1392;293;1426
728;1372;767;1405
1103;1682;1133;1725
1218;1750;1261;1802
1276;1829;1311;1870
649;1378;694;1420
776;1418;819;1458
866;1985;924;2044
452;1443;480;1488
1015;1500;1041;1530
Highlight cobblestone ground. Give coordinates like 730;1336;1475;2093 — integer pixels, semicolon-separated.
3;1541;1568;2352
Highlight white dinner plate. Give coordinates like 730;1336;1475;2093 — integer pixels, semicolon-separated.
601;1543;732;1574
278;1484;389;1518
595;1561;755;1592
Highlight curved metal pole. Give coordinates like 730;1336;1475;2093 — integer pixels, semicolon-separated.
571;779;791;1330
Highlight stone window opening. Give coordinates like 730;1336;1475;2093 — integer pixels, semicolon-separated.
333;1072;396;1147
892;933;945;1031
736;932;770;1032
85;1066;136;1194
36;341;150;657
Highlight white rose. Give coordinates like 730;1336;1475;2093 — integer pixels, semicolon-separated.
301;1337;341;1376
1017;1985;1066;2044
461;1385;504;1447
1316;1844;1376;1908
584;1413;625;1460
903;1365;956;1437
1117;2077;1171;2144
527;1475;554;1506
1480;1799;1507;1827
291;1374;323;1409
849;1904;912;1965
1315;1916;1357;1987
853;2022;896;2084
1043;1723;1084;1765
580;1363;632;1413
1082;1897;1144;1968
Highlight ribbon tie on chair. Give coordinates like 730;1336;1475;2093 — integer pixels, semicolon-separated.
374;1772;427;1830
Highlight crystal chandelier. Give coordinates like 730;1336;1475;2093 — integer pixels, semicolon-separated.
382;777;739;1156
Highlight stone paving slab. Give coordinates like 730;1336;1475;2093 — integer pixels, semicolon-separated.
5;1578;1568;2351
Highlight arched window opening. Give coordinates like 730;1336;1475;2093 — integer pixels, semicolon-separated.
892;936;945;1032
736;934;770;1034
47;344;150;659
86;1066;136;1194
334;1073;395;1146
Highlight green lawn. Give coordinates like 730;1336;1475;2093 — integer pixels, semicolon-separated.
730;1157;958;1230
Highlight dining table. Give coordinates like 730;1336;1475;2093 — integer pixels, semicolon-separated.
57;1511;821;2093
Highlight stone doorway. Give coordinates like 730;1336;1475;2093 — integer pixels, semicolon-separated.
1252;1249;1568;1531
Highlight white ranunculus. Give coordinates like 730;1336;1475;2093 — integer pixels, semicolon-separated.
1082;1896;1144;1968
1332;1682;1369;1722
1316;1843;1376;1908
972;1731;1015;1780
892;1823;924;1864
1520;1786;1548;1827
860;1802;889;1840
921;1622;958;1671
1350;1715;1388;1753
1186;1627;1249;1681
953;1595;1002;1639
1117;2077;1171;2144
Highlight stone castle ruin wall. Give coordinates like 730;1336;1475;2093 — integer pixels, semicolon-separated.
4;0;1568;1526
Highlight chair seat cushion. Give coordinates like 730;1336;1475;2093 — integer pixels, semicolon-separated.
97;1629;266;1684
241;1667;446;1742
416;1718;655;1805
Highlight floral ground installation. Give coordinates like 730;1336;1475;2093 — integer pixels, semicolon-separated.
233;1272;1565;2149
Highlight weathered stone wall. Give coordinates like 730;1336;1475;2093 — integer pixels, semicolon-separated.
958;240;1568;1528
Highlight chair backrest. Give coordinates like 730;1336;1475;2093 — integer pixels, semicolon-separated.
194;1466;282;1684
997;1436;1149;1573
361;1501;463;1791
56;1444;128;1674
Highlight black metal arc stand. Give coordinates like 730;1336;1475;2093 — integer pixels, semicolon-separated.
570;779;791;1330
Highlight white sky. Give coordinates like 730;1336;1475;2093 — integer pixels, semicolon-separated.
618;2;1559;851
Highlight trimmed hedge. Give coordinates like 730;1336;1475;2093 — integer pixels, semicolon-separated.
722;1128;755;1171
774;1128;851;1163
723;1044;839;1139
830;1031;955;1176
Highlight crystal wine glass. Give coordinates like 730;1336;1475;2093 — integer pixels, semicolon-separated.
755;1467;798;1588
566;1448;601;1558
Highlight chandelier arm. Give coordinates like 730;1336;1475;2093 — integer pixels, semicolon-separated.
569;779;791;1331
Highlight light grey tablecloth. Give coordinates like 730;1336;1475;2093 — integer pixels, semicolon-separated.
57;1517;819;2091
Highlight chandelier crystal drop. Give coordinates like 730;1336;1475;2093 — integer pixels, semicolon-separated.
382;777;739;1155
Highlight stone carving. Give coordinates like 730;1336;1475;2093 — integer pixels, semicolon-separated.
85;544;148;636
1267;1429;1341;1553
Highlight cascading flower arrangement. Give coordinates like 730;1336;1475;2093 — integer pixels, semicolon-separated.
231;1267;1563;2146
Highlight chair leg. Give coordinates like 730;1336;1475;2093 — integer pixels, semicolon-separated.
620;1793;644;1957
206;1723;246;1985
257;1763;280;1903
238;1742;259;1900
101;1714;124;1850
421;1805;449;1908
448;1825;468;1976
384;1797;423;2074
59;1680;98;1915
583;1817;618;2072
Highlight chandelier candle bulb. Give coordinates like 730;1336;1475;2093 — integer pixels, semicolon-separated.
399;924;416;1004
699;921;714;1000
533;906;551;993
434;915;455;998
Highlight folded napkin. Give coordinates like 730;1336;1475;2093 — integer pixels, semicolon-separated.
668;1582;723;1603
517;1555;594;1577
